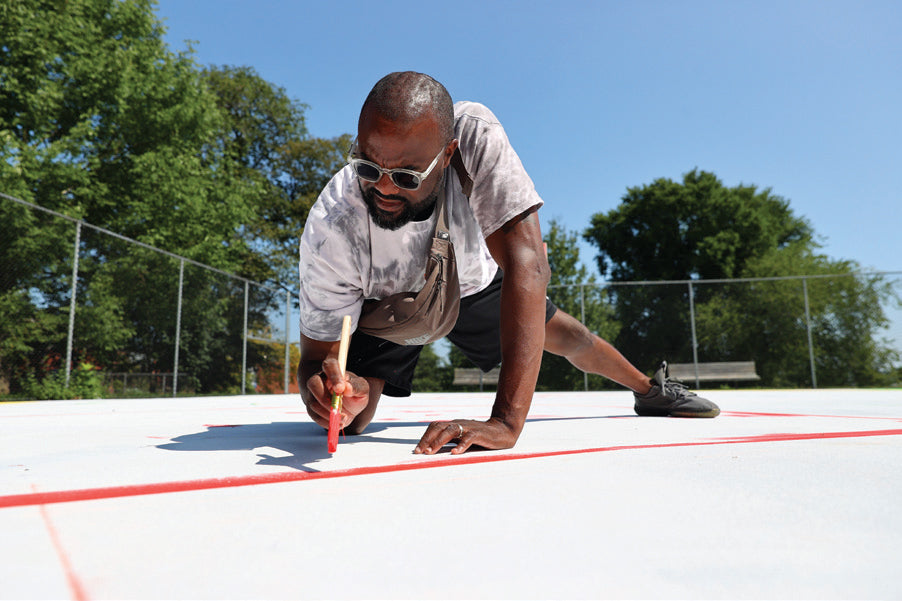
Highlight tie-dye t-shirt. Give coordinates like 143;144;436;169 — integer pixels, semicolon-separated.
298;101;543;342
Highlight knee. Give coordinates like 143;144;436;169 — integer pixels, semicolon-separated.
544;311;595;357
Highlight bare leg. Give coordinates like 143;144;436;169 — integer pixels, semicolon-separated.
543;309;652;394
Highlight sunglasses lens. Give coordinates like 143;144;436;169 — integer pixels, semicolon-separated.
391;172;420;190
353;161;381;182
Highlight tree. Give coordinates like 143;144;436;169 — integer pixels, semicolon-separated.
2;0;244;392
695;244;899;387
275;134;353;278
0;0;330;394
539;219;620;390
411;343;452;391
200;65;350;285
584;169;898;386
586;170;813;282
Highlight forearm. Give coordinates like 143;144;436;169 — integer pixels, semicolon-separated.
490;266;548;438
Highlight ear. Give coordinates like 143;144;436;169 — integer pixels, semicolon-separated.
442;138;460;168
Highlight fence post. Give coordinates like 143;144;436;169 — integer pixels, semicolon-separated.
802;278;817;388
284;289;291;394
64;221;82;388
242;281;249;395
687;281;700;388
580;284;588;391
173;259;185;396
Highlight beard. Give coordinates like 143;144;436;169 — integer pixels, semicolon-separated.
361;173;443;231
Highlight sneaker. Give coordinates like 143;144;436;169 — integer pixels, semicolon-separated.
633;361;720;418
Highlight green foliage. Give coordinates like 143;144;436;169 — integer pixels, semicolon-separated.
585;170;813;282
270;134;352;279
695;245;900;387
23;362;106;401
3;2;895;396
411;344;452;391
584;169;899;386
0;0;346;396
1;0;246;247
200;65;349;284
540;219;621;390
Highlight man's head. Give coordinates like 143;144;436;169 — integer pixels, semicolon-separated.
353;72;458;230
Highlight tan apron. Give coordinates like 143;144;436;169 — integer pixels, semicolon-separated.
356;149;472;346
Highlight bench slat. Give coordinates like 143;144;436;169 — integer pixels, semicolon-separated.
452;362;759;386
453;368;500;386
668;361;760;382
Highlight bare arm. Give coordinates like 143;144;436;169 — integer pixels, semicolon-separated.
484;207;550;439
414;206;550;454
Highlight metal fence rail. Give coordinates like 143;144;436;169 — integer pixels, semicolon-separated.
2;192;298;397
3;191;900;397
547;271;902;390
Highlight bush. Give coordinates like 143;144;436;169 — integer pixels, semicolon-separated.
23;362;106;400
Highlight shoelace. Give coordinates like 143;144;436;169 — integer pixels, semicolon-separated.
663;379;697;399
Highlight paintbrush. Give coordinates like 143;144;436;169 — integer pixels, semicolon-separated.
328;315;352;453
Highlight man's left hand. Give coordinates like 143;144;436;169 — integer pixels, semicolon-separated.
413;418;517;455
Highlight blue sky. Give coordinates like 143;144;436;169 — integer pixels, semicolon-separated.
154;0;902;347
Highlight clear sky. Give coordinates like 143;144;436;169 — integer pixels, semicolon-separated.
153;0;902;348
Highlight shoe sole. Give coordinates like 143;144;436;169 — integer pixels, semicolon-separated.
634;404;721;418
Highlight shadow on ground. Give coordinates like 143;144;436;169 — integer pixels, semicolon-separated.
156;415;627;471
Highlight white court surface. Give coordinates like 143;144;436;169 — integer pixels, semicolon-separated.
2;388;901;600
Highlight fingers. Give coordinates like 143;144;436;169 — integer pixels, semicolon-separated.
304;368;347;425
450;425;474;455
321;357;347;395
335;373;370;428
414;420;468;455
305;369;370;431
304;372;331;427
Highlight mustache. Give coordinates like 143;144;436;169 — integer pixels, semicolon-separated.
371;188;407;203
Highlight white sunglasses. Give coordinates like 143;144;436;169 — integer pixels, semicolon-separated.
347;142;446;190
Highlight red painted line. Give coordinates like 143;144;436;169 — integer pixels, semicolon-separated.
707;429;902;443
36;489;88;601
3;428;901;510
723;410;902;421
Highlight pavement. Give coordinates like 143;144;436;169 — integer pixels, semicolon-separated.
2;388;901;600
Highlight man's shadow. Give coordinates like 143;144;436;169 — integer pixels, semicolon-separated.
156;421;426;471
156;416;618;471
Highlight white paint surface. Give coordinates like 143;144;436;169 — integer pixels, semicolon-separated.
2;389;901;599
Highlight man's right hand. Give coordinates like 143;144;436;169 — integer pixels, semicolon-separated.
303;360;370;430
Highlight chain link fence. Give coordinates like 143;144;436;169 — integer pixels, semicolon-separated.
2;192;298;399
544;271;902;390
3;191;900;398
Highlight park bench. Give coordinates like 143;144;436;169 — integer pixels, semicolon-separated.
667;361;760;385
453;361;759;390
452;367;500;390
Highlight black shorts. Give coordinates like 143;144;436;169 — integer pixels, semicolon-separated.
345;270;558;397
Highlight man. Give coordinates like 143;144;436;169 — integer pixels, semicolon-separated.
298;72;719;455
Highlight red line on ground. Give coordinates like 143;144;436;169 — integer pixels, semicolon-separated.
35;488;89;601
3;428;901;510
722;410;902;421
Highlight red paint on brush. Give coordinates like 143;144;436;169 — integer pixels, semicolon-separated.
328;408;341;453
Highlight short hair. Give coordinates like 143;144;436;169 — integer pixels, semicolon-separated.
361;72;454;142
